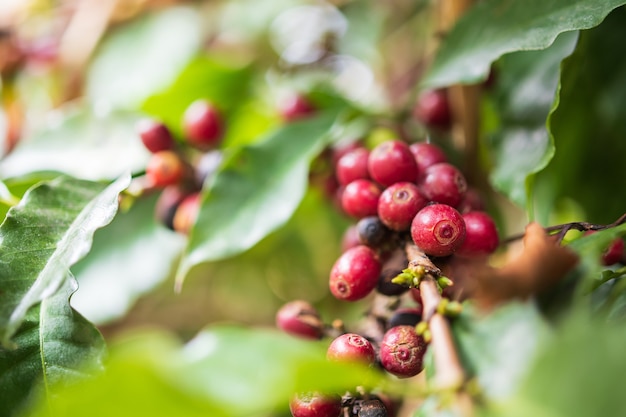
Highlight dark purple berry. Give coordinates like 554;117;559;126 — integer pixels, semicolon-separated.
137;118;174;153
154;186;187;230
276;300;324;340
341;179;381;219
183;99;223;149
413;89;451;129
336;147;370;186
411;204;466;257
329;245;381;301
419;162;467;207
377;269;409;296
378;182;428;231
289;392;342;417
368;140;418;186
379;325;426;378
356;216;391;248
456;211;499;258
388;307;422;328
327;333;376;365
356;399;387;417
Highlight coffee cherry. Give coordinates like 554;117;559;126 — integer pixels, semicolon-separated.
172;192;200;234
341;224;361;252
603;238;625;266
368;140;418;186
379;325;426;378
289;392;342;417
137;118;174;153
411;204;466;257
457;187;486;214
329;245;381;301
456;211;499;258
276;300;324;340
279;93;316;122
376;269;408;296
336;147;370;186
413;89;451;129
146;150;186;187
378;182;428;231
154;186;188;230
356;399;388;417
419;162;467;207
356;216;391;248
183;99;223;149
409;142;447;178
341;179;381;219
388;307;422;328
327;333;376;365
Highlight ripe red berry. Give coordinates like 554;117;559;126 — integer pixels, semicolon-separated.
368;140;418;186
276;300;324;340
327;333;376;365
341;224;361;252
336;147;370;186
411;204;466;257
341;179;381;219
409;142;447;177
603;238;625;266
413;89;451;129
172;192;200;234
136;118;174;153
289;392;342;417
378;182;428;231
456;211;499;258
329;245;381;301
146;150;186;187
183;99;223;149
457;187;486;214
280;93;316;122
419;162;467;207
379;325;426;378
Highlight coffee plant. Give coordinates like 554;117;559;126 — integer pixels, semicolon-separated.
1;1;626;417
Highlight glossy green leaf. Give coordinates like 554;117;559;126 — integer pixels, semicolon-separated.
0;105;148;181
538;7;626;224
71;195;185;325
0;174;130;345
25;326;382;417
0;275;106;417
422;0;626;88
452;301;549;400
176;112;338;284
86;6;203;109
488;32;577;212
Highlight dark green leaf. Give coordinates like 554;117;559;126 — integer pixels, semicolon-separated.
71;194;185;324
487;32;577;211
0;105;148;181
0;276;106;417
176;112;338;284
422;0;626;88
0;174;130;345
538;7;626;224
86;6;203;109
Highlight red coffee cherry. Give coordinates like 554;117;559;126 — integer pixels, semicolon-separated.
603;238;625;266
409;142;447;177
456;211;499;258
341;224;361;252
413;89;451;129
327;333;376;365
336;147;371;186
341;179;382;219
411;204;466;257
137;118;174;153
368;140;418;186
276;300;324;340
419;162;467;208
378;182;428;231
289;392;342;417
457;187;486;214
172;192;200;234
280;93;316;122
146;150;186;187
183;99;223;149
379;325;426;378
329;245;381;301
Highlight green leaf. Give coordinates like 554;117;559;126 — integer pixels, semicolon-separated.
86;6;203;109
422;0;626;88
25;326;382;417
0;174;130;345
487;32;578;212
0;275;106;417
176;112;338;285
452;301;549;400
71;194;185;325
0;105;148;181
538;7;626;224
